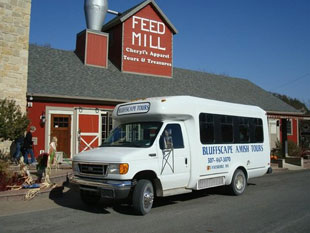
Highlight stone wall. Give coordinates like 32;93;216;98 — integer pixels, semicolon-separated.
0;0;31;112
0;0;32;154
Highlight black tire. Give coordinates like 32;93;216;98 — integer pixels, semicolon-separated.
80;190;101;205
229;169;246;196
132;179;154;215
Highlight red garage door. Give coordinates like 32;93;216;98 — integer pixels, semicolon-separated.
77;110;101;153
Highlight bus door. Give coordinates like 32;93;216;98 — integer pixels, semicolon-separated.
157;122;190;190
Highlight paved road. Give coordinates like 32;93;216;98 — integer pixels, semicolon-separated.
1;170;310;233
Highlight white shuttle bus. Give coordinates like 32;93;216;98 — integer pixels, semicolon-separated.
71;96;272;215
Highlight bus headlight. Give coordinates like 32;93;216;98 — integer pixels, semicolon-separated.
108;163;129;175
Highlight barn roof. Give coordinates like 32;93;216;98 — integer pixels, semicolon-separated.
102;0;178;34
27;44;299;114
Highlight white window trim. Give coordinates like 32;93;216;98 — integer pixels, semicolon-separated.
287;119;293;136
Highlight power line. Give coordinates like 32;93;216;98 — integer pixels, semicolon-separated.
273;73;310;91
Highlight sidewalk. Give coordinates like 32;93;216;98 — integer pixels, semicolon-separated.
271;162;288;173
0;164;72;201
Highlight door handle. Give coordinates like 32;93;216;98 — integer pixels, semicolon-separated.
149;153;156;157
185;158;188;165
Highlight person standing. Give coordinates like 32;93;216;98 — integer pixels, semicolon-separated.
13;134;24;164
23;126;37;165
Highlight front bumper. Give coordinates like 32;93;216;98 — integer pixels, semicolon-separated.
70;175;133;199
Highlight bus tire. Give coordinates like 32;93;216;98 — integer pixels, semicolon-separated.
80;190;101;205
229;169;246;196
132;179;154;215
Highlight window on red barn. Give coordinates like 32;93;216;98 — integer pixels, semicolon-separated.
287;119;292;135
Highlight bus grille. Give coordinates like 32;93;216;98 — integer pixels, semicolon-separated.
79;164;108;176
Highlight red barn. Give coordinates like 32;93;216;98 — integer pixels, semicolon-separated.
26;0;308;159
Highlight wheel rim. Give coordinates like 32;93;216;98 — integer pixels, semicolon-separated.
143;186;154;209
235;174;245;191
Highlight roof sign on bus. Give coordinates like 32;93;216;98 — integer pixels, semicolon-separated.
117;102;150;116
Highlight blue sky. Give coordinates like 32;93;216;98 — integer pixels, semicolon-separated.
29;0;310;107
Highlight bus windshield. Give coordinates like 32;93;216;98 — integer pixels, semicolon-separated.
101;122;162;148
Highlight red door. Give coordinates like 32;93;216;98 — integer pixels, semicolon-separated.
51;114;71;157
77;110;101;153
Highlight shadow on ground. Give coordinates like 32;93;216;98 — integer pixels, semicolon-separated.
49;182;241;216
49;182;111;215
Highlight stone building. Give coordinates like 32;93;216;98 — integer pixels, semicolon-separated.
0;0;31;111
0;0;31;152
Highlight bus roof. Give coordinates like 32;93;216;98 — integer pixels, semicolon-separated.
113;96;266;123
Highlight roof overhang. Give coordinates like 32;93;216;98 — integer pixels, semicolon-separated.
26;93;128;106
267;111;310;120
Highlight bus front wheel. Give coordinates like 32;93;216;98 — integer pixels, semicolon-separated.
132;179;154;215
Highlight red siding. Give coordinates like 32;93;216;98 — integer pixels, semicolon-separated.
279;118;298;144
288;119;298;143
27;101;114;157
122;5;173;77
75;31;86;62
107;24;123;70
86;31;108;68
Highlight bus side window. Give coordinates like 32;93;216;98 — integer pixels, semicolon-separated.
220;115;233;143
249;118;264;143
239;117;250;143
199;113;215;144
160;124;184;150
254;118;264;142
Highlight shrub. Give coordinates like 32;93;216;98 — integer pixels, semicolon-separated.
0;150;23;191
0;151;11;191
0;150;9;173
274;140;302;157
0;99;29;142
